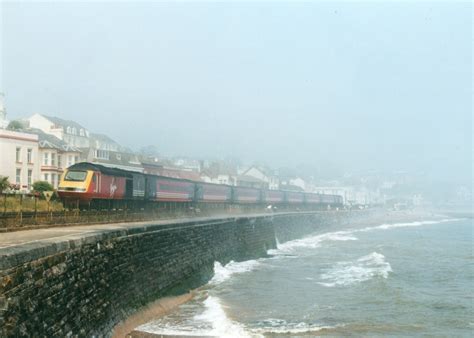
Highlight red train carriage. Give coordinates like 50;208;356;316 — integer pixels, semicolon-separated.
146;176;195;202
195;182;232;203
232;187;261;204
320;194;336;204
304;193;321;204
285;191;305;204
262;190;285;204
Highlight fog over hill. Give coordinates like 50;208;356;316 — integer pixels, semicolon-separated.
1;1;471;185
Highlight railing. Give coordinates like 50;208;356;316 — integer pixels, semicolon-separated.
0;193;335;231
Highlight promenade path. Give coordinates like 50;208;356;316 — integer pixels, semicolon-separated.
0;212;306;250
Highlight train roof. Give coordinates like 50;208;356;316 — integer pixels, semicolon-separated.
67;162;134;178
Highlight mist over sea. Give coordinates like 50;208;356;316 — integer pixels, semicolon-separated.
138;216;473;337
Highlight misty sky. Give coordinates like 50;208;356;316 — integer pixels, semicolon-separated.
0;1;472;183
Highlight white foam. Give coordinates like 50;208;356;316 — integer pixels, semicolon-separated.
194;296;256;337
318;252;392;287
268;218;461;257
268;230;358;255
252;318;339;334
210;260;261;285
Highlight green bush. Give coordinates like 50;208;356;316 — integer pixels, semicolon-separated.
32;181;54;193
0;176;10;193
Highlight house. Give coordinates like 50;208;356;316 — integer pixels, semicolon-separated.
26;114;144;172
236;175;268;189
27;114;91;148
201;171;236;186
29;129;82;188
80;148;144;173
0;129;40;191
240;166;280;190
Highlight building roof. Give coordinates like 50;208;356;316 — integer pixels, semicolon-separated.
43;115;87;132
26;128;81;152
89;132;118;144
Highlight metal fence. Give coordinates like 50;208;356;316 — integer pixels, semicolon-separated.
0;193;329;231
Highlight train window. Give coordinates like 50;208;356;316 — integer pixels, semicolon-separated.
64;170;87;181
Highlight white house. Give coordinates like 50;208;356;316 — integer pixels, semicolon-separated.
0;129;40;191
27;114;90;148
240;166;280;190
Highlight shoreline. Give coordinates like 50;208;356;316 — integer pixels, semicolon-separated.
122;209;452;337
112;291;197;338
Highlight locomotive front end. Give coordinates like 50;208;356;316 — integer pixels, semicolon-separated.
57;168;93;201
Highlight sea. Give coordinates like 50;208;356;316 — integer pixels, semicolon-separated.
137;216;473;337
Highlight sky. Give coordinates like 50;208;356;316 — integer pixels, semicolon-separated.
0;1;472;183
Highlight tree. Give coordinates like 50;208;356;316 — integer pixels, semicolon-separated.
7;120;24;131
32;181;54;193
0;176;10;193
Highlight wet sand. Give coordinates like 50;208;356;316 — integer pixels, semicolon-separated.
113;292;196;338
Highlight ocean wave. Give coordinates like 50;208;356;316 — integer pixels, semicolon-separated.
268;218;461;257
358;218;462;233
318;252;392;287
194;296;256;337
210;260;261;285
252;318;340;334
268;231;358;255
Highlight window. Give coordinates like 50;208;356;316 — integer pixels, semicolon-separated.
79;129;84;136
51;153;56;166
67;155;73;167
66;126;71;134
16;169;21;184
44;174;49;182
52;174;56;187
58;155;62;168
64;170;87;182
72;127;77;135
27;148;33;163
16;147;21;162
27;170;32;189
74;155;79;163
95;149;109;160
43;153;49;166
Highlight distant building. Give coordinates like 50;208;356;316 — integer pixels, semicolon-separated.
27;114;91;148
240;166;280;190
80;148;144;173
25;114;143;172
0;129;40;191
30;130;82;188
236;175;268;189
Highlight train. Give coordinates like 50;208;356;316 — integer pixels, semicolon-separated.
57;162;343;209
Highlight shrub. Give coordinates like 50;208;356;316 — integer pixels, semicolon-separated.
32;181;54;193
0;176;10;193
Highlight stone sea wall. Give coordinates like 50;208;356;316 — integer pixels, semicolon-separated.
0;211;362;337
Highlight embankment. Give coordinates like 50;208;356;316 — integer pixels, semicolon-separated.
0;210;370;337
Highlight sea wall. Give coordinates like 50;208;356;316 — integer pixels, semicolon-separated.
0;211;361;337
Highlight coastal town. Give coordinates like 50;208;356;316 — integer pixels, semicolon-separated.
1;93;468;210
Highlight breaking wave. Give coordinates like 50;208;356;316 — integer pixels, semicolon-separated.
358;219;461;232
318;252;392;287
210;260;261;285
251;318;340;334
268;218;460;256
268;231;358;255
193;296;254;337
